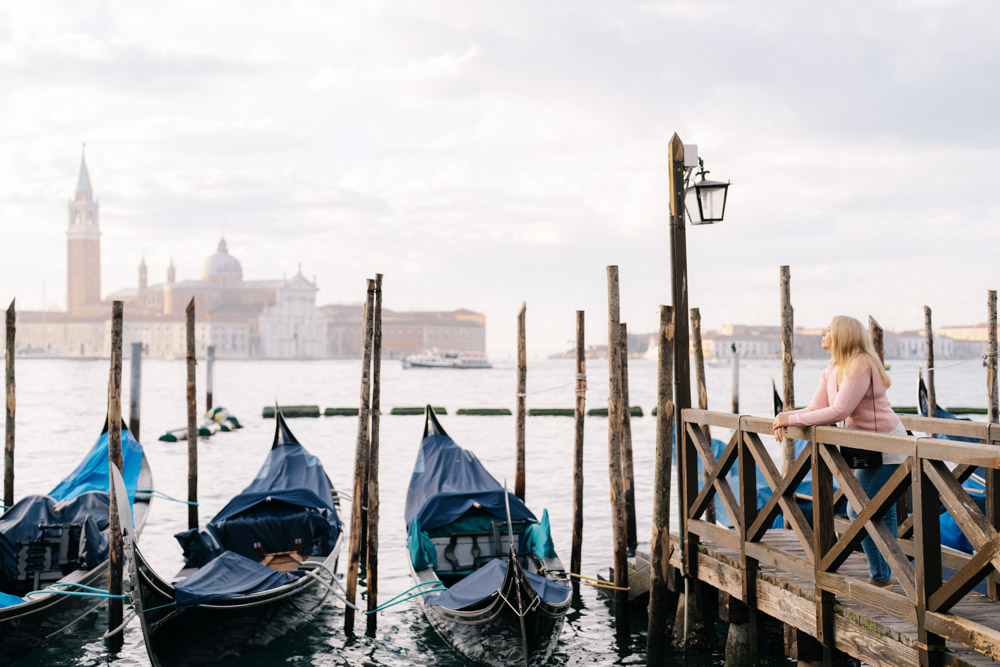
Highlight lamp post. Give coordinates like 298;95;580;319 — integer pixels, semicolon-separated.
668;131;730;592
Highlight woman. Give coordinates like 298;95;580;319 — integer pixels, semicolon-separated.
772;315;905;589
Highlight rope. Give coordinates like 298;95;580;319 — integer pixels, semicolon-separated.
139;601;177;614
102;609;136;638
889;353;997;376
518;376;587;398
568;572;629;591
364;585;448;614
136;489;199;506
25;588;126;600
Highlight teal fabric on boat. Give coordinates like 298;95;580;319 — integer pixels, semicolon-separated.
425;508;505;539
408;516;437;570
524;509;555;559
0;591;25;608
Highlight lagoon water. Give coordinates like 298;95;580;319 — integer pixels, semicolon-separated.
7;355;989;666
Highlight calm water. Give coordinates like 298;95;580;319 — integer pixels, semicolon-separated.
6;355;989;666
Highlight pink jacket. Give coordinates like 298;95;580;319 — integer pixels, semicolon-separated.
786;361;902;433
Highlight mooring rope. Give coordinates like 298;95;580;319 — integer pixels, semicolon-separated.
136;489;198;506
364;581;448;614
518;374;587;398
888;352;997;376
568;572;629;591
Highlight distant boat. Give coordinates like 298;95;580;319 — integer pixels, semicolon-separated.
403;351;492;369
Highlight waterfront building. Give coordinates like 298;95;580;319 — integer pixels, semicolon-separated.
323;305;486;359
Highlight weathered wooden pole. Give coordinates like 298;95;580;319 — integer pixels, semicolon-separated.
345;279;375;636
185;298;198;530
4;300;14;511
690;307;714;523
869;316;884;363
570;310;586;580
647;305;675;667
128;341;142;441
205;344;215;413
516;302;526;501
986;291;999;601
619;322;637;554
606;266;630;638
366;273;383;637
107;301;124;652
780;265;794;476
924;305;936;419
730;343;740;414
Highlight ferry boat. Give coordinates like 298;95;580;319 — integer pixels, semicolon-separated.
402;351;492;369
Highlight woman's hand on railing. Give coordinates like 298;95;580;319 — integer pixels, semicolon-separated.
773;412;790;442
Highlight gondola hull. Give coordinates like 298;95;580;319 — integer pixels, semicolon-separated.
127;538;342;667
412;560;569;667
0;457;153;666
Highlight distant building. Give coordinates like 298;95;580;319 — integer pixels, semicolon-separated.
324;305;486;359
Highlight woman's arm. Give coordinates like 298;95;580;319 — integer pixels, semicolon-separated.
787;365;870;427
773;370;830;440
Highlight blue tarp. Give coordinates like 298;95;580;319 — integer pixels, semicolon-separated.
174;550;300;608
425;558;570;611
0;424;144;599
49;427;144;506
0;591;25;608
406;409;554;568
176;412;340;566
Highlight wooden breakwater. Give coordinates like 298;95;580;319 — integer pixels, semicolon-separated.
661;407;1000;667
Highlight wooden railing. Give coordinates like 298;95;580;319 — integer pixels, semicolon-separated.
679;408;1000;666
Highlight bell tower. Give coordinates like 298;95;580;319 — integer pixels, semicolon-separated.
66;145;101;313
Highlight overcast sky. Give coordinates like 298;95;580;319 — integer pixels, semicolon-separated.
1;1;998;357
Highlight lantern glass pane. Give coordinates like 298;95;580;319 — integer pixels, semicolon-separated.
696;183;728;222
684;188;702;224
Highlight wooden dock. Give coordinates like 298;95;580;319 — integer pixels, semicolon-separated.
656;407;1000;667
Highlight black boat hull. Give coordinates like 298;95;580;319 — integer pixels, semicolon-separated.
128;537;342;667
0;458;153;666
412;559;569;667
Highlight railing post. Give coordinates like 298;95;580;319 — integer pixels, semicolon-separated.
986;290;999;601
737;416;759;664
811;429;835;667
913;452;944;667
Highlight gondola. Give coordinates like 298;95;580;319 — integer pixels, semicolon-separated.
405;406;571;667
115;408;344;666
0;419;152;665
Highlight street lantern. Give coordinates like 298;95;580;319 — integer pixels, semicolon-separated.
684;158;730;225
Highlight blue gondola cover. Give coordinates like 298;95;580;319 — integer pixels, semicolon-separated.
426;558;570;611
174;550;301;608
176;413;340;566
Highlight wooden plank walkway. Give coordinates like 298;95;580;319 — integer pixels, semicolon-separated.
666;527;1000;667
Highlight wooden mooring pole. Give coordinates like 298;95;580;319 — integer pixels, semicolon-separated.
205;344;215;413
780;265;794;476
619;322;637;553
606;266;629;639
345;278;375;636
128;341;142;441
647;305;674;667
925;305;936;420
986;291;999;601
570;310;586;582
690;308;714;524
366;273;383;637
4;300;14;511
107;301;124;652
185;299;198;530
516;302;526;502
730;344;740;415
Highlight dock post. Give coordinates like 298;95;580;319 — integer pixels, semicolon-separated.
205;344;215;413
128;341;142;441
185;299;198;530
516;302;526;501
780;265;794;476
366;274;383;637
913;448;945;666
4;300;14;511
647;305;674;667
619;322;637;553
812;428;835;667
924;305;936;421
345;279;375;636
606;266;630;640
107;301;124;652
691;308;714;524
571;311;586;584
731;343;740;415
986;291;999;600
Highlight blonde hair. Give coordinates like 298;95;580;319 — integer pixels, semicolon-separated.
829;315;891;388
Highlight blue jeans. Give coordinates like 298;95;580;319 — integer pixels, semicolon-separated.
846;464;899;582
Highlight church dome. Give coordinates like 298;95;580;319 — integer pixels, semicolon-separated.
202;237;243;284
